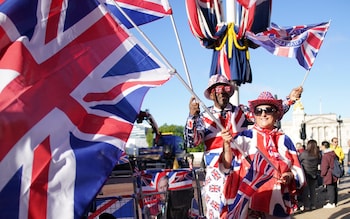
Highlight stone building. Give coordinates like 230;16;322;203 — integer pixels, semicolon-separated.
281;100;350;153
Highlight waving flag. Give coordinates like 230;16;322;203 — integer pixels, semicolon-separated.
227;151;274;219
0;0;171;218
105;0;172;28
245;21;330;70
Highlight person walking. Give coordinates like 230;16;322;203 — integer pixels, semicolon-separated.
220;91;306;219
320;140;338;208
184;75;303;219
346;139;350;176
295;142;305;155
299;139;321;211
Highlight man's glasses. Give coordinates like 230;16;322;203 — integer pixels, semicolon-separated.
254;107;277;116
212;85;231;94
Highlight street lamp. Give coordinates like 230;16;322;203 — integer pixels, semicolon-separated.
337;115;343;145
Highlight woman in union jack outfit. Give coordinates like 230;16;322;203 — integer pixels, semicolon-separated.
220;91;306;219
184;75;302;219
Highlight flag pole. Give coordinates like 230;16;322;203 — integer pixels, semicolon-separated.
169;14;193;89
226;0;240;106
109;1;175;71
300;69;310;87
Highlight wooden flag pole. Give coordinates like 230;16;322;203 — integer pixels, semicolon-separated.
300;69;310;87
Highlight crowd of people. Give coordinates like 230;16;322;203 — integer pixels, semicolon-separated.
183;74;348;219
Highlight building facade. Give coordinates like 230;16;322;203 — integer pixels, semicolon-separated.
281;100;350;153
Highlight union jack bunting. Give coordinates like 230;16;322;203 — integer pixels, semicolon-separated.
245;21;330;70
105;0;172;28
227;151;274;219
0;0;171;218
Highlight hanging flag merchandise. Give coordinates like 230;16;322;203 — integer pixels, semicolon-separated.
245;21;331;70
0;0;171;218
185;0;253;86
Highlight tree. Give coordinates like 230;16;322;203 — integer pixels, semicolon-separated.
145;124;184;146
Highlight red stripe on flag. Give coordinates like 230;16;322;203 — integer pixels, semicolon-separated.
28;137;51;219
45;0;64;43
0;27;12;52
276;47;291;57
88;199;117;219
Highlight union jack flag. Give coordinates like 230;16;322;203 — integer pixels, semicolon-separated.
208;185;220;193
245;21;330;70
88;196;136;219
210;200;220;212
105;0;172;28
0;0;170;219
227;151;274;219
138;169;193;193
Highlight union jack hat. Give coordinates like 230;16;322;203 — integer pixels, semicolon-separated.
204;74;235;99
248;91;284;120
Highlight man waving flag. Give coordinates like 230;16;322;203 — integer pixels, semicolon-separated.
0;0;171;218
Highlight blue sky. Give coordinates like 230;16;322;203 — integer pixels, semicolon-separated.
132;0;350;126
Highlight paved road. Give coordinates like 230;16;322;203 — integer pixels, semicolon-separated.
292;176;350;219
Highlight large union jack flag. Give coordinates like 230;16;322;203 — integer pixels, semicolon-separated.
245;21;330;70
0;0;171;218
105;0;172;28
226;151;274;219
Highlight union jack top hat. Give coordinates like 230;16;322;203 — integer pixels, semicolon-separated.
248;91;284;120
204;74;235;99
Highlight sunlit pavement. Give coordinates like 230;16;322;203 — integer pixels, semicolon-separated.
292;175;350;219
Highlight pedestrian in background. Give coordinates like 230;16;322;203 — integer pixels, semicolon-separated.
299;139;321;211
347;139;350;176
296;142;305;155
320;141;338;208
330;137;345;165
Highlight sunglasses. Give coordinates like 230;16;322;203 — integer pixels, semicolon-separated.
254;107;277;116
212;85;232;94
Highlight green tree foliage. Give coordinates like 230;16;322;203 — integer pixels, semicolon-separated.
145;124;183;146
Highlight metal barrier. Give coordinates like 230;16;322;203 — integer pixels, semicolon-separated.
89;161;206;219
